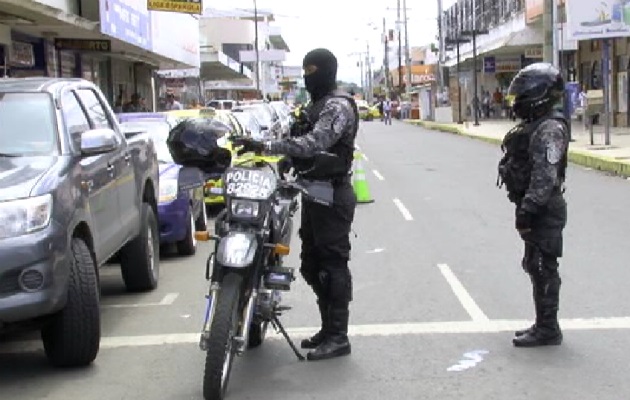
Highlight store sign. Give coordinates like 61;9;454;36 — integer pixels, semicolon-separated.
54;39;112;52
567;0;630;40
495;58;521;73
524;47;543;58
483;56;496;73
99;0;152;51
147;0;201;14
10;41;34;67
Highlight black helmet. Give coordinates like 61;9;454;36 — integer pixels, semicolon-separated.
508;62;564;120
166;117;232;174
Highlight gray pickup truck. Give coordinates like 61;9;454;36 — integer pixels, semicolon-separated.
0;78;160;367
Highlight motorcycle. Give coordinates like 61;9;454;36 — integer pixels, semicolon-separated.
191;149;336;400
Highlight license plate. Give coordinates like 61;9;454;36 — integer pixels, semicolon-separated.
209;187;223;194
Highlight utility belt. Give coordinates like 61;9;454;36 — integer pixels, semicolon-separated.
300;173;352;206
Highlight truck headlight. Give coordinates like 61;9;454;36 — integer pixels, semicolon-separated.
230;199;260;219
0;194;52;240
159;179;178;203
216;232;258;267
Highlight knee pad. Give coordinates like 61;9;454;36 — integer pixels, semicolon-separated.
322;268;353;304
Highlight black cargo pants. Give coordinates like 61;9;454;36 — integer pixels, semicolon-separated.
518;195;567;332
299;182;356;308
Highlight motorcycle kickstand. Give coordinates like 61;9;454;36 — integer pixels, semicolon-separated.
271;314;305;361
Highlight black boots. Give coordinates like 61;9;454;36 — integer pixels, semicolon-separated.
306;306;351;361
301;301;329;349
513;275;563;347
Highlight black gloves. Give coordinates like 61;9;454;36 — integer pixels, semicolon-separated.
234;138;265;156
515;208;533;233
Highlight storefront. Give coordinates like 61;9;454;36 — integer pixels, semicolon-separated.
7;31;47;78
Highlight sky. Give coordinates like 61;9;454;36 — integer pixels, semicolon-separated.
208;0;457;85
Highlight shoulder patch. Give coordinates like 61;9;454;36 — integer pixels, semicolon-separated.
546;143;563;164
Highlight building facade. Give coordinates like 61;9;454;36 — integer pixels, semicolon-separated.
0;0;200;111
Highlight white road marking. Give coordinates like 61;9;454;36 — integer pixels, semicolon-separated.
4;317;630;353
438;264;490;322
447;350;489;372
366;248;385;254
362;153;370;161
393;198;414;221
160;293;179;305
372;169;385;181
102;293;179;309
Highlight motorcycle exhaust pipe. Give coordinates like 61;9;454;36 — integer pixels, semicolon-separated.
199;282;220;351
235;289;258;355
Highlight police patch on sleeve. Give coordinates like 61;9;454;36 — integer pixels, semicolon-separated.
546;143;562;164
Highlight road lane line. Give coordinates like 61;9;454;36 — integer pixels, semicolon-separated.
101;293;179;309
362;153;370;161
5;317;630;353
160;293;180;305
372;169;385;181
393;198;414;221
438;264;489;322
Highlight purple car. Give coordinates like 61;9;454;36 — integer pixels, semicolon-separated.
118;113;207;256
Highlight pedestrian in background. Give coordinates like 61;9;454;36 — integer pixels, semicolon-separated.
497;63;569;348
383;97;392;125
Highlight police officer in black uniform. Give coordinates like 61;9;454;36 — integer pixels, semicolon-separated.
497;63;569;347
236;48;358;361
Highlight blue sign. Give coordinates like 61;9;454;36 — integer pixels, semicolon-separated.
99;0;152;51
483;56;495;73
565;81;580;116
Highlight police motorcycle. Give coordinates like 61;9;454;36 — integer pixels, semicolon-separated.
166;118;342;400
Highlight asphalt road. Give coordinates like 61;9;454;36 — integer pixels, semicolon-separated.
2;120;630;400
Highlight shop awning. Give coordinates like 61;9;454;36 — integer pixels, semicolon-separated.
200;50;253;81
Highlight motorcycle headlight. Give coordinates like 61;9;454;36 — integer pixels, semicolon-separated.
159;179;178;203
230;199;260;219
216;232;258;267
0;194;52;240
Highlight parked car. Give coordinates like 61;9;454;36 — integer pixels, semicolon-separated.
269;101;291;137
0;78;160;367
356;99;380;121
232;103;283;139
231;109;266;140
206;99;236;110
118;113;208;255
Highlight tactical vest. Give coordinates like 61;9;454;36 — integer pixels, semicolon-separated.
497;111;568;204
291;90;359;180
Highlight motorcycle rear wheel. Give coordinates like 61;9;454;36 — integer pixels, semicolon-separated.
203;273;243;400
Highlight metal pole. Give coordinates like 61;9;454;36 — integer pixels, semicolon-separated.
472;0;479;126
359;57;365;96
457;3;463;124
397;0;403;96
383;16;390;98
253;0;261;96
543;0;553;62
403;0;411;101
603;38;611;145
552;0;559;67
437;0;445;98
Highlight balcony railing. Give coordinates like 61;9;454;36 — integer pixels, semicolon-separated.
443;0;524;40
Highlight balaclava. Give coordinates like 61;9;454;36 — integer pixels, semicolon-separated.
302;48;338;102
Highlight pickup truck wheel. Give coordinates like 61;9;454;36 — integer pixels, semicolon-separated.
177;207;197;256
41;237;100;367
120;203;159;292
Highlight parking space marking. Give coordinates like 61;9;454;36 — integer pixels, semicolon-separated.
393;198;414;221
102;293;179;309
438;264;489;322
4;317;630;353
372;169;385;181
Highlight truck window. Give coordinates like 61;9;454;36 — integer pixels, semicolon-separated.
0;93;58;156
75;89;113;130
61;91;90;150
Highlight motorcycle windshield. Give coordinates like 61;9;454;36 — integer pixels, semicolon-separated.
223;167;277;200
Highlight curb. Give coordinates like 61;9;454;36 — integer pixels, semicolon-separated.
407;120;630;178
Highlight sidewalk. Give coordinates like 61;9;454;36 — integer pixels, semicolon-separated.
406;118;630;178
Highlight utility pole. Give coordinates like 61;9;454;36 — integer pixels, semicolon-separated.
366;41;373;103
437;0;445;100
472;0;479;126
253;0;261;96
403;0;411;101
543;0;553;63
397;0;403;97
383;16;390;98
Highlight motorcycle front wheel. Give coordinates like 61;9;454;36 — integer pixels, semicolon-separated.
203;273;243;400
